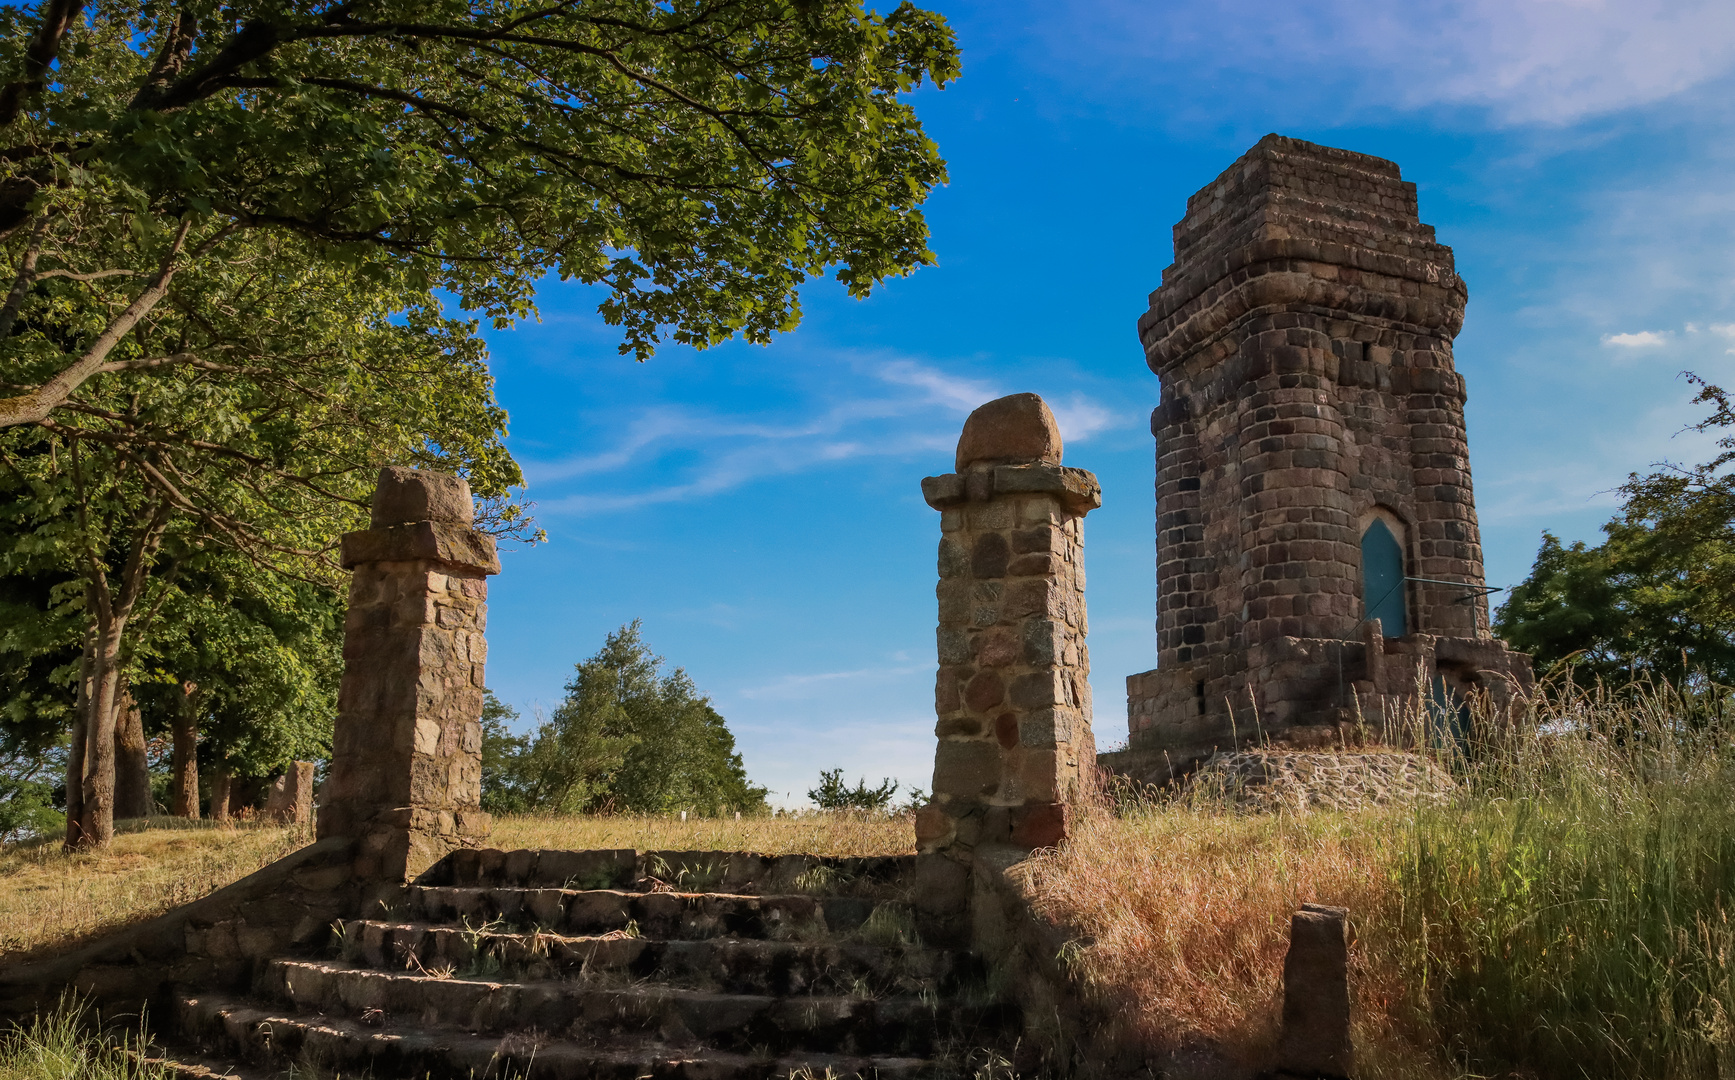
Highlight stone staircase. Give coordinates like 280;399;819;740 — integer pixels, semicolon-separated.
165;848;1017;1079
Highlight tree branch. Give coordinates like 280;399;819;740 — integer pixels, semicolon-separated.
0;214;51;338
34;268;135;282
0;219;203;428
0;0;87;127
128;8;199;111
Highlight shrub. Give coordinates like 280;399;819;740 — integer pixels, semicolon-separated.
807;768;899;812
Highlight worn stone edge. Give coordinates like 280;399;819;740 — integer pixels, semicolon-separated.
339;521;501;574
921;465;1101;514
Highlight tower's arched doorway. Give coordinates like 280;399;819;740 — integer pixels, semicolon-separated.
1361;518;1407;636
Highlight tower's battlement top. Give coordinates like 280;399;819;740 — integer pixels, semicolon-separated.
1141;134;1466;365
1165;134;1441;280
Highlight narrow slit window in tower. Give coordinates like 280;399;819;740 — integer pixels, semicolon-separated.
1361;519;1407;636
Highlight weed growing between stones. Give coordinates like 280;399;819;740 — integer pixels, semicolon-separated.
0;998;171;1080
1024;676;1735;1079
855;904;919;948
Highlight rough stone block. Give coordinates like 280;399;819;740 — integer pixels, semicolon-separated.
1277;903;1353;1079
932;740;1002;800
371;466;475;527
955;393;1063;471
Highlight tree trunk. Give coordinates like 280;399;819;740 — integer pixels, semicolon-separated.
62;618;93;850
210;766;232;823
171;681;199;819
76;615;126;848
62;714;86;848
69;495;172;849
113;683;151;820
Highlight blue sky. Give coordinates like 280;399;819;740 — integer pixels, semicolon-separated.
479;0;1735;805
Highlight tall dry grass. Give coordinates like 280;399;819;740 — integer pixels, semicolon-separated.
1021;679;1735;1080
0;817;312;962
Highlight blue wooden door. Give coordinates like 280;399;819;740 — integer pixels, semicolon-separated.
1361;519;1407;636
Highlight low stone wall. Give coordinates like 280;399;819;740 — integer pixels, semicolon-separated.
0;838;373;1023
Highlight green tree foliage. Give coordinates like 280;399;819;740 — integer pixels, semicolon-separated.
479;688;531;815
0;734;64;841
807;768;898;811
129;555;344;777
0;250;523;846
1497;376;1735;687
483;623;768;815
0;0;959;428
0;0;955;848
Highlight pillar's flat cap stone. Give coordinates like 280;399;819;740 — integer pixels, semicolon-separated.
371;466;475;528
956;393;1062;472
341;520;501;574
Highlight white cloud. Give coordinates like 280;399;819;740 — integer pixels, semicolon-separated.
1023;0;1735;126
1602;330;1673;347
521;356;1123;517
1049;392;1122;444
737;664;928;701
875;360;1001;413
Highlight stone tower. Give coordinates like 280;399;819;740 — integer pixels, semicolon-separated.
1113;135;1531;780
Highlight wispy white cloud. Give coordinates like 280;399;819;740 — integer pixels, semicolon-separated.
1049;392;1120;443
1019;0;1735;126
520;356;1125;517
737;664;929;701
1602;330;1673;347
875;360;1002;413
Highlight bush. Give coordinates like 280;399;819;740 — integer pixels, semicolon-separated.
807;768;900;811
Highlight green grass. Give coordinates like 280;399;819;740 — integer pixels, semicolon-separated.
1382;682;1735;1077
0;1001;171;1080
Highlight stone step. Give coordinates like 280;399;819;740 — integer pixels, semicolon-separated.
176;992;950;1080
421;848;920;898
407;886;914;942
337;919;967;997
263;959;1012;1057
130;1042;281;1080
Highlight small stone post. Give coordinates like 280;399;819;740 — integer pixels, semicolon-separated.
1277;903;1353;1079
915;394;1101;856
317;467;500;880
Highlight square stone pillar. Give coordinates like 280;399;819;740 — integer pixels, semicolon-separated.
915;394;1101;856
317;467;501;880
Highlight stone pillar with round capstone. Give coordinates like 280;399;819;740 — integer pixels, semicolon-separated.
317;467;500;881
916;393;1101;857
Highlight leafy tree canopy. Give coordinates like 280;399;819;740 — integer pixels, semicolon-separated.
483;622;768;815
0;0;959;427
1497;376;1735;688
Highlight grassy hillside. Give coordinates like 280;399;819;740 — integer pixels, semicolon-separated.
0;819;314;962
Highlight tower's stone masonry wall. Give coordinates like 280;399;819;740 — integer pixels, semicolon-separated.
1114;135;1531;780
917;395;1100;856
318;467;499;880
